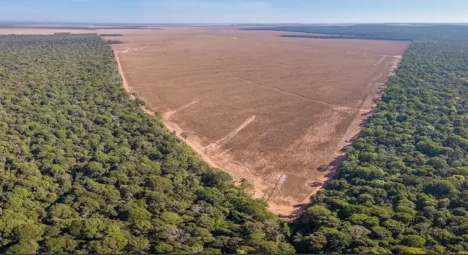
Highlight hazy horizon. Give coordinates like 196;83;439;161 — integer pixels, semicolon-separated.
2;0;468;24
2;21;468;26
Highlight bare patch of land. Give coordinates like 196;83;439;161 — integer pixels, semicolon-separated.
1;27;409;216
111;28;409;216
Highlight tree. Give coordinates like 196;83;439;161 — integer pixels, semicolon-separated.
13;224;44;241
295;206;340;233
399;246;426;254
7;240;39;254
401;235;426;248
0;34;293;254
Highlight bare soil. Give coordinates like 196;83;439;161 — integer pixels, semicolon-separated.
1;27;409;216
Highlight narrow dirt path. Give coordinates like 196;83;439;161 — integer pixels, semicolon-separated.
116;44;152;54
365;52;402;59
206;115;256;152
286;58;403;216
114;50;222;170
164;99;201;119
374;55;386;66
115;50;135;100
114;43;405;218
233;75;365;113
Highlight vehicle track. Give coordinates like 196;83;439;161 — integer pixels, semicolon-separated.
233;75;368;113
114;50;221;170
164;99;200;119
206;115;256;152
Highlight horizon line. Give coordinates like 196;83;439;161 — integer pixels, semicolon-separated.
1;21;468;26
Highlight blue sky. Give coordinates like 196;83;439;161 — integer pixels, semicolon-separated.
2;0;468;24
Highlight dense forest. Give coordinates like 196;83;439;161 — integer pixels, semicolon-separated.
0;34;294;254
2;25;468;254
252;25;468;254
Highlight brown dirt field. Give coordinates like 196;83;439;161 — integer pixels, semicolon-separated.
112;27;409;216
0;27;409;216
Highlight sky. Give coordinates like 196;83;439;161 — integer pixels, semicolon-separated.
2;0;468;24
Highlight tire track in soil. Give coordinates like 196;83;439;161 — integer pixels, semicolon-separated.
206;115;256;152
164;99;201;119
287;58;402;215
114;49;222;170
233;75;333;106
374;55;386;66
233;75;367;113
114;39;406;217
116;43;152;54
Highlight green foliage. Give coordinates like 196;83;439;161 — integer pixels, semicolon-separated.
7;240;39;254
401;235;426;248
289;26;468;254
399;246;426;254
0;34;293;253
3;25;468;254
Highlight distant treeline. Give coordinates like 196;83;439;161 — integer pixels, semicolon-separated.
244;24;468;41
99;34;123;36
280;34;411;41
106;39;124;44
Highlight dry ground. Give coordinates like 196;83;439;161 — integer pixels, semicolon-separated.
1;27;409;216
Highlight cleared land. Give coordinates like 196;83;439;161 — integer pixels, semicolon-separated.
113;28;409;216
1;27;408;216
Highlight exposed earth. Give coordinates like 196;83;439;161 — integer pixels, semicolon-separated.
0;27;409;216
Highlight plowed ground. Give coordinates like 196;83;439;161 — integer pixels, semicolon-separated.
1;27;409;216
112;28;408;216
